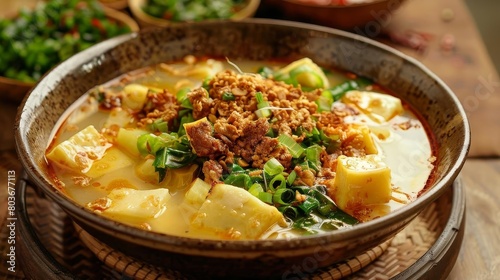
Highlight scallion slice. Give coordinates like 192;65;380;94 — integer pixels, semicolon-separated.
248;183;264;197
269;174;287;192
298;196;320;215
223;173;252;189
278;205;299;219
222;91;235;101
273;188;295;205
255;92;271;118
263;158;284;177
287;170;297;185
278;134;304;158
258;192;273;204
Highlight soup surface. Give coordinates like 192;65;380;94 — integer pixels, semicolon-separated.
46;56;436;240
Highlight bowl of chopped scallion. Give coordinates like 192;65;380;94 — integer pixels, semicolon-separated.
0;0;139;103
128;0;260;28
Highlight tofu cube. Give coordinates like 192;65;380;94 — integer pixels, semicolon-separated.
190;184;285;240
46;125;111;173
346;125;379;155
342;91;403;122
332;155;392;215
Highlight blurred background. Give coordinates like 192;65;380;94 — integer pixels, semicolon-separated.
2;0;499;73
465;0;500;74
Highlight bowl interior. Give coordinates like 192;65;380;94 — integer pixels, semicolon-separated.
15;19;470;276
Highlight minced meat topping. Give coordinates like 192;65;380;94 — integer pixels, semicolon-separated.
132;69;367;184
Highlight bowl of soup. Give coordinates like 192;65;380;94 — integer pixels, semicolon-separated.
15;19;469;279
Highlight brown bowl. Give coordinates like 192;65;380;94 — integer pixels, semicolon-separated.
0;6;139;104
14;19;470;279
263;0;408;30
99;0;129;10
128;0;261;28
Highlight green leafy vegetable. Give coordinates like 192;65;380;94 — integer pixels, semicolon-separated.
278;134;304;158
142;0;247;22
0;0;131;83
137;133;196;182
323;76;373;102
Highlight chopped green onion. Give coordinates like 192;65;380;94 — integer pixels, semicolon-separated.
153;148;196;171
327;210;359;225
269;174;287;192
298;196;320;215
176;87;191;103
278;205;299;219
222;91;235;101
178;113;194;135
137;133;176;156
257;66;274;78
320;219;342;230
272;188;295;205
316;90;335;112
202;78;211;91
263;158;284;177
278;134;304;158
248;183;264;197
292;216;319;233
292;185;311;195
148;118;169;133
289;65;324;88
287;170;297;185
180;98;193;109
156;167;167;183
266;127;275;137
324;76;373;102
299;160;319;173
255;108;270;118
224;173;252;189
318;204;335;216
305;145;323;169
258;192;273;204
255;92;271;118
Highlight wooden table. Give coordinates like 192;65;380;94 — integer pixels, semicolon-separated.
379;1;500;277
1;0;499;279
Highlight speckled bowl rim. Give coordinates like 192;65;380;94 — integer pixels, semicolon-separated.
14;19;470;255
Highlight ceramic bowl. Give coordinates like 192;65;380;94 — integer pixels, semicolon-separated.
99;0;129;10
263;0;408;30
129;0;261;28
15;19;470;279
0;5;139;103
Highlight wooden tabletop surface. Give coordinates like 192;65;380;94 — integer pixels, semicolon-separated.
1;0;499;279
379;1;500;277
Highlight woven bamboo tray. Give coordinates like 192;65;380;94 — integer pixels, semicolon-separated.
1;160;465;279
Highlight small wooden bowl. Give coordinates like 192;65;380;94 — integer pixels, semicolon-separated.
129;0;261;28
264;0;408;30
0;6;139;104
